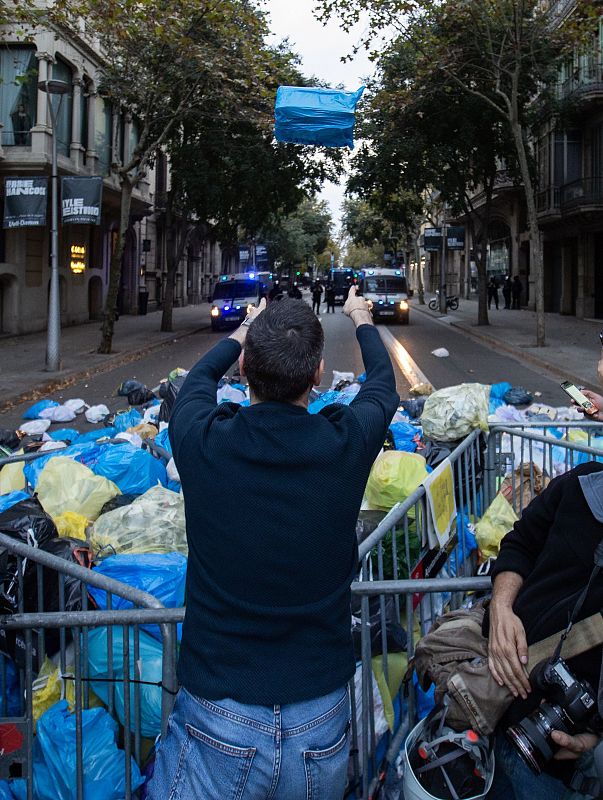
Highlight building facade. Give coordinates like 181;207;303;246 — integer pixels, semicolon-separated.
0;23;233;335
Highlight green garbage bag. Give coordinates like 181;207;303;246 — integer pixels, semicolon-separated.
365;451;429;512
420;383;489;442
474;492;519;559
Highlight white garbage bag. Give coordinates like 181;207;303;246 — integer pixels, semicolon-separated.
63;398;87;414
431;348;449;358
39;405;77;423
85;404;110;423
166;458;180;484
420;383;489;442
19;419;51;435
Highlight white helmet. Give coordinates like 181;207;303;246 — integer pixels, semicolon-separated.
403;702;495;800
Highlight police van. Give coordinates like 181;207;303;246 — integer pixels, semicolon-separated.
358;267;410;324
209;272;261;331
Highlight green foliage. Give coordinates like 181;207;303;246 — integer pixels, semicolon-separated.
260;198;334;269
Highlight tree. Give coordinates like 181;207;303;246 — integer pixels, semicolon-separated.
318;0;597;345
57;0;271;353
261;198;333;271
348;30;519;325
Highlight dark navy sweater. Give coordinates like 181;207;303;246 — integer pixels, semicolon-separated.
169;324;399;705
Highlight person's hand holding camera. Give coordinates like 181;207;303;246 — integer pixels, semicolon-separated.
551;730;599;760
229;298;267;346
344;286;373;328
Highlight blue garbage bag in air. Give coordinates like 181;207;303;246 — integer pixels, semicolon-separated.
87;628;163;738
88;552;186;641
92;442;167;494
33;700;143;800
22;400;59;420
275;85;365;148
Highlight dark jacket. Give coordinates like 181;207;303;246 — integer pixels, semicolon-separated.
486;462;603;781
169;325;399;706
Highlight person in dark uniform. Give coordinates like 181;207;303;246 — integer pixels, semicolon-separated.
311;281;323;314
488;277;500;310
269;281;284;302
325;282;336;313
502;276;512;310
288;283;302;300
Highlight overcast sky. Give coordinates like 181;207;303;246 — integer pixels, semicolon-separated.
266;0;376;231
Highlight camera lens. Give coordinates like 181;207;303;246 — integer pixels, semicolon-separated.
506;703;568;774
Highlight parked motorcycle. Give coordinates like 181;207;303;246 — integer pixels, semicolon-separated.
429;291;459;312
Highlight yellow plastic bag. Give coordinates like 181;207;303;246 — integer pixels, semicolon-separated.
0;453;26;493
474;492;519;559
90;485;187;557
365;451;429;511
54;511;89;540
421;383;489;442
36;458;120;521
32;657;102;727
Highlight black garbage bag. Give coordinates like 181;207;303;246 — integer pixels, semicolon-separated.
0;497;57;614
99;493;140;515
351;594;407;659
503;386;533;406
127;387;156;406
158;375;187;423
400;397;426;419
0;429;20;451
420;439;453;470
117;379;145;397
421;433;487;506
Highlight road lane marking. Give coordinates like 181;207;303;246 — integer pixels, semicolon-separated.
378;326;432;388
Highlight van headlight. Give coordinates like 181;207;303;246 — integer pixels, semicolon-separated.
211;306;220;318
399;300;409;311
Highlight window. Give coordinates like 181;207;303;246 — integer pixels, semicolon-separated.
51;58;73;156
212;280;258;300
554;129;582;186
80;80;89;155
96;98;112;175
0;46;37;146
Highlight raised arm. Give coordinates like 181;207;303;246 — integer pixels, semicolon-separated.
344;287;399;452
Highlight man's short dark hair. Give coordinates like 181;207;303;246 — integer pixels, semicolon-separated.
244;299;324;403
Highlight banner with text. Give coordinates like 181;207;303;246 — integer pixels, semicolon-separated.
422;458;457;549
61;176;103;225
3;177;48;228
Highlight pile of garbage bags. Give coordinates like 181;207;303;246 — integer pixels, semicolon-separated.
0;363;601;798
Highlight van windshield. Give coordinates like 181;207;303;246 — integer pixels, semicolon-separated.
213;280;258;300
364;276;408;294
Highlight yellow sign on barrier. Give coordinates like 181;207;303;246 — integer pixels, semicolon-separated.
423;459;457;549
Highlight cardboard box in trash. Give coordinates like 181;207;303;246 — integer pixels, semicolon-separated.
499;463;549;514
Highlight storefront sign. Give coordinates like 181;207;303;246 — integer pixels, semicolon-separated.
69;244;86;274
61;176;103;225
423;227;442;252
3;177;48;228
446;226;465;250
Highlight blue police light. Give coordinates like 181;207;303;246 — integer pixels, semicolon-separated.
236;305;241;310
221;276;228;282
249;272;255;279
389;299;395;305
395;270;401;275
224;305;230;311
368;270;375;275
378;300;384;305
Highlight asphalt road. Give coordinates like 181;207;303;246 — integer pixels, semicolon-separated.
0;299;571;434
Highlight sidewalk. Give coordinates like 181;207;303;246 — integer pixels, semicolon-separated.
0;305;211;411
414;294;599;390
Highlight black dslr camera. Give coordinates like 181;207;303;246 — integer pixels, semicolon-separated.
506;657;598;774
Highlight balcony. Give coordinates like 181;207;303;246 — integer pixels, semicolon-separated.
559;63;603;103
560;177;603;213
537;185;560;213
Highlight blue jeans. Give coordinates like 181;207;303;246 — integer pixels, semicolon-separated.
487;733;593;800
147;685;351;800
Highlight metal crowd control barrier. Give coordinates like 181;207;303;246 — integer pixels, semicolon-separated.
0;421;600;798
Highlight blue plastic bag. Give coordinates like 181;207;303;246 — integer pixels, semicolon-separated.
489;381;512;413
75;427;117;444
275;85;364;148
88;553;186;640
0;655;22;715
112;409;142;433
33;700;143;800
0;780;26;800
154;428;172;454
0;490;30;514
308;390;357;414
92;443;167;494
49;428;80;444
389;422;421;452
22;400;59;420
87;628;162;738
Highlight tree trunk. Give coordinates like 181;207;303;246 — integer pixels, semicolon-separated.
414;235;425;304
510;116;545;345
98;178;133;354
161;219;194;332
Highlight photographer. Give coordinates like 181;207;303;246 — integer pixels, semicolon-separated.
148;289;398;799
486;462;603;799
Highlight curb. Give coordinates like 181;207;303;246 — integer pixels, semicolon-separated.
0;323;210;414
411;302;597;391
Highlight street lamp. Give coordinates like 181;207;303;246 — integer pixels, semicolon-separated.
38;79;70;372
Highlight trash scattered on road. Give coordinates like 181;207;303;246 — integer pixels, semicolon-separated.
85;404;110;423
430;347;449;358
